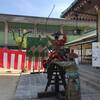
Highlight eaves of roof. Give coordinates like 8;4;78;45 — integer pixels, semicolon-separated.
61;0;78;18
65;30;96;45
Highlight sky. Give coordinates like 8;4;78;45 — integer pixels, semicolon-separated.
0;0;74;18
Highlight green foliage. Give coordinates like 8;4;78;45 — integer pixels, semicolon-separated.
15;36;27;49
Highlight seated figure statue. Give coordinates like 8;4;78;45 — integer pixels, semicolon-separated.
43;31;77;69
42;31;81;100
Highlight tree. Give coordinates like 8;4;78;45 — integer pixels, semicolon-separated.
11;29;31;49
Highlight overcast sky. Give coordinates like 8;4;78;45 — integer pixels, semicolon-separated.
0;0;74;18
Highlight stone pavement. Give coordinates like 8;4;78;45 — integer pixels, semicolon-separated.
13;64;100;100
0;74;20;100
13;73;57;100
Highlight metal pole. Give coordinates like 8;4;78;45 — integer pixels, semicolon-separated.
81;44;82;64
45;4;55;33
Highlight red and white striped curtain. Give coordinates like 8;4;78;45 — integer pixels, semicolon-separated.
0;48;44;72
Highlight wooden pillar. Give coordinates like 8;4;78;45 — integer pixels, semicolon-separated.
81;44;82;64
4;21;8;47
98;9;100;41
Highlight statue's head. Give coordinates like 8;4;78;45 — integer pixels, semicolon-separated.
52;31;61;40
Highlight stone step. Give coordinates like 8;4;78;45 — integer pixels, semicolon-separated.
78;66;100;78
78;65;100;76
80;74;100;91
79;70;100;85
80;79;100;95
78;66;100;91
